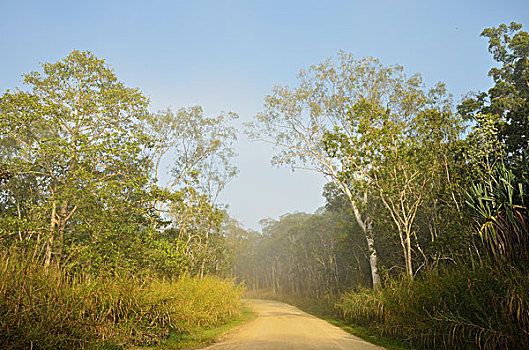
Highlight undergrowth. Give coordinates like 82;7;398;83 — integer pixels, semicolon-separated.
337;264;529;349
0;252;243;349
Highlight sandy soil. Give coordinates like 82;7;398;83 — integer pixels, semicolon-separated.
203;299;384;349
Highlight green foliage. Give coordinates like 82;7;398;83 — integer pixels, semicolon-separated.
459;22;529;164
465;113;506;185
466;154;529;267
148;106;239;278
323;82;466;277
335;69;529;348
0;50;238;280
250;51;469;288
0;50;157;268
0;251;243;349
337;264;529;349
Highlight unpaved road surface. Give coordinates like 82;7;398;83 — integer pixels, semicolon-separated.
203;299;384;349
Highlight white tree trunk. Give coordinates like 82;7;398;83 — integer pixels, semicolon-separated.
344;187;380;289
366;235;380;288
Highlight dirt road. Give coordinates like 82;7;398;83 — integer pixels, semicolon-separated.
203;299;384;349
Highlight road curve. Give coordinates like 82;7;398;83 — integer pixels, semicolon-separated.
203;299;384;350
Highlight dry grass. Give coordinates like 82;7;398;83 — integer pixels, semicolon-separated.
0;252;243;349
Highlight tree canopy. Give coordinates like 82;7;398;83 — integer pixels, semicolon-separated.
459;22;529;164
0;50;239;278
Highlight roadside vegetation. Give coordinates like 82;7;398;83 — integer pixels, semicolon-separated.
236;22;529;349
0;252;243;348
0;51;244;348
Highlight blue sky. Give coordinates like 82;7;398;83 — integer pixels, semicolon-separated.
1;0;527;230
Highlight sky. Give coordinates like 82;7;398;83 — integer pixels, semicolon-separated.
1;0;527;230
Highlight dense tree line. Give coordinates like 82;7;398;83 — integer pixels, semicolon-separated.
0;51;238;278
232;203;371;297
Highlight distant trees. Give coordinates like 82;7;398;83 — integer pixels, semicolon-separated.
232;204;371;297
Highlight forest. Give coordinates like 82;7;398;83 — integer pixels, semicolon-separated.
237;22;529;349
1;21;528;349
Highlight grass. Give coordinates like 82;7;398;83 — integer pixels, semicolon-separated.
322;317;410;350
0;251;244;349
336;264;529;349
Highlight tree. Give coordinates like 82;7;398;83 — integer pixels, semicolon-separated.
0;51;155;267
147;107;239;277
323;83;463;277
459;22;529;165
248;53;441;287
149;107;238;205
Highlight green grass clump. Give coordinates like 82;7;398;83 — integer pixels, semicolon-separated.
0;252;243;349
336;264;529;349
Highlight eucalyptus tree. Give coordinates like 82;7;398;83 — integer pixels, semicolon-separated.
323;83;462;277
148;107;238;276
149;107;238;204
248;53;436;287
0;51;155;267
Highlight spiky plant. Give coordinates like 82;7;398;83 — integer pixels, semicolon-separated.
466;152;529;268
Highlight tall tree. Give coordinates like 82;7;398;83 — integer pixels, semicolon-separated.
149;107;238;205
147;107;238;276
323;83;462;277
248;53;439;287
0;51;154;267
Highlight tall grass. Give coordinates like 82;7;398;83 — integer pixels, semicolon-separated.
337;264;529;349
0;252;243;349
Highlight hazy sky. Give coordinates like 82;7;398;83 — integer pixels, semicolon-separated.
1;0;527;230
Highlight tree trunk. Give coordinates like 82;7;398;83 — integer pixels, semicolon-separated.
347;193;380;289
397;226;414;278
44;202;59;269
44;235;54;268
405;229;413;277
365;235;380;287
200;257;206;279
44;201;75;269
